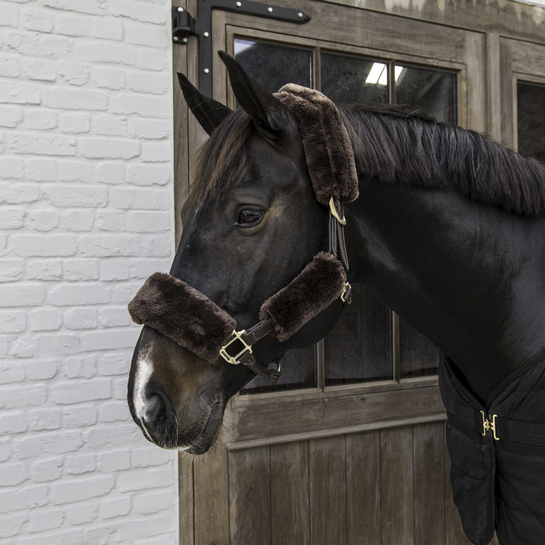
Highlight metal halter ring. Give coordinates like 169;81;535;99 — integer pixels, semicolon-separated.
329;197;346;225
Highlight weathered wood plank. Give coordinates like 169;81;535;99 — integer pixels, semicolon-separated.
309;435;346;545
270;441;310;545
194;442;229;545
499;38;515;150
229;445;271;545
413;422;445;545
346;430;381;545
178;454;194;545
381;426;413;545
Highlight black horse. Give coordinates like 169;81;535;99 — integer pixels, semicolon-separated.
128;53;545;545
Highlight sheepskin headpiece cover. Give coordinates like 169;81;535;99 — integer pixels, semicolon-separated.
128;85;358;365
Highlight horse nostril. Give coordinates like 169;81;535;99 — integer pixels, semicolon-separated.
142;394;166;432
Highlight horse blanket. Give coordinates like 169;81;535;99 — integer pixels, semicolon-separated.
439;350;545;545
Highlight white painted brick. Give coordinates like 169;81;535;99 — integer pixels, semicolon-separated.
30;308;63;331
64;355;97;379
127;210;170;232
93;18;123;41
27;508;64;533
132;488;172;514
0;484;48;514
45;184;108;207
125;21;167;47
99;401;130;423
0;384;46;410
0;361;25;384
58;61;90;86
0;56;21;78
55;13;93;37
62;405;97;428
49;283;110;306
0;512;28;539
15;528;84;545
0;183;41;204
0;156;24;178
0;439;12;463
96;162;125;185
99;448;130;472
36;333;79;356
59;112;90;133
75;40;135;65
96;209;127;231
0;310;26;333
65;307;98;329
28;208;60;231
0;81;40;104
127;72;169;95
99;259;129;281
3;31;71;59
79;137;140;160
0;284;46;307
66;453;96;475
27;408;62;431
58;160;94;182
30;458;63;483
14;429;83;459
42;87;107;111
130;258;172;279
11;234;76;257
128;117;170;139
66;502;99;525
109;187;170;209
98;306;131;327
100;495;131;519
25;359;58;380
26;158;56;181
38;0;106;16
137;49;167;72
0;259;25;282
6;132;76;156
0;337;8;359
52;475;114;505
0;4;19;28
0;207;25;229
109;0;167;24
136;535;177;545
131;446;172;469
22;57;57;81
25;108;58;130
142;141;171;162
110;93;169;118
80;328;139;351
78;234;169;257
92;114;127;136
50;378;111;404
86;424;136;449
21;8;55;33
0;105;23;127
98;352;129;376
63;258;99;281
60;209;94;231
91;66;125;90
0;413;27;435
25;259;62;281
117;468;173;492
9;335;37;358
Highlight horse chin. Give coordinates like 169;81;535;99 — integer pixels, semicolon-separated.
182;401;224;455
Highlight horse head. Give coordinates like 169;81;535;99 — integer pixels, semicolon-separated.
128;53;348;453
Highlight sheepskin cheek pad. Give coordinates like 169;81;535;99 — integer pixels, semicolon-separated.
128;272;236;363
259;252;346;342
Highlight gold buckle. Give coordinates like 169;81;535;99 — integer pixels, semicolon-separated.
340;282;352;303
220;329;252;365
329;197;346;225
481;411;500;440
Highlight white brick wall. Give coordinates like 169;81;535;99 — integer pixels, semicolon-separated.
0;0;178;543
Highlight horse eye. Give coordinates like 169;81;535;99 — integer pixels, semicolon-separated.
238;209;263;225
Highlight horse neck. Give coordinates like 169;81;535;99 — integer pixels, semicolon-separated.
345;175;545;402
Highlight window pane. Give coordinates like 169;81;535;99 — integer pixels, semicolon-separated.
240;345;316;395
324;285;392;385
395;65;457;124
399;317;440;379
517;82;545;162
234;39;313;93
321;52;389;104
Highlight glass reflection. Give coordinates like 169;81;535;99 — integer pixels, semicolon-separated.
517;82;545;162
399;317;440;379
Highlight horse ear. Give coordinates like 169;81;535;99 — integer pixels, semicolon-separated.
218;51;293;139
177;73;233;136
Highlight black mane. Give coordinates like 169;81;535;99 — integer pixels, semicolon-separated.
341;103;545;217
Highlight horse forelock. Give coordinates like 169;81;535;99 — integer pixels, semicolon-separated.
187;109;255;211
341;104;545;217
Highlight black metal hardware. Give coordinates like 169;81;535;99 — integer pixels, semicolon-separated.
172;1;311;97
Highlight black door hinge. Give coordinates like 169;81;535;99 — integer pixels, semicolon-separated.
172;0;311;97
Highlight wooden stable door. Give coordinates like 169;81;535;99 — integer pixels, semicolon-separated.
172;1;494;543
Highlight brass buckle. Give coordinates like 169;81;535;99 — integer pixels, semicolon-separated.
329;197;346;225
340;282;352;304
220;329;252;365
481;411;500;440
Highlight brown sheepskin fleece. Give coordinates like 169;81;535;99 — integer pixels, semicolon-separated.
128;272;236;363
259;252;347;342
275;84;359;206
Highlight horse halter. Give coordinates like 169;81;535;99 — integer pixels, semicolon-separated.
128;85;359;383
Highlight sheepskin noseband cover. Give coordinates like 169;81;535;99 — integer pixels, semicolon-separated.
128;253;346;361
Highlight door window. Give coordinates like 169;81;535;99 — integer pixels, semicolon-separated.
517;81;545;161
